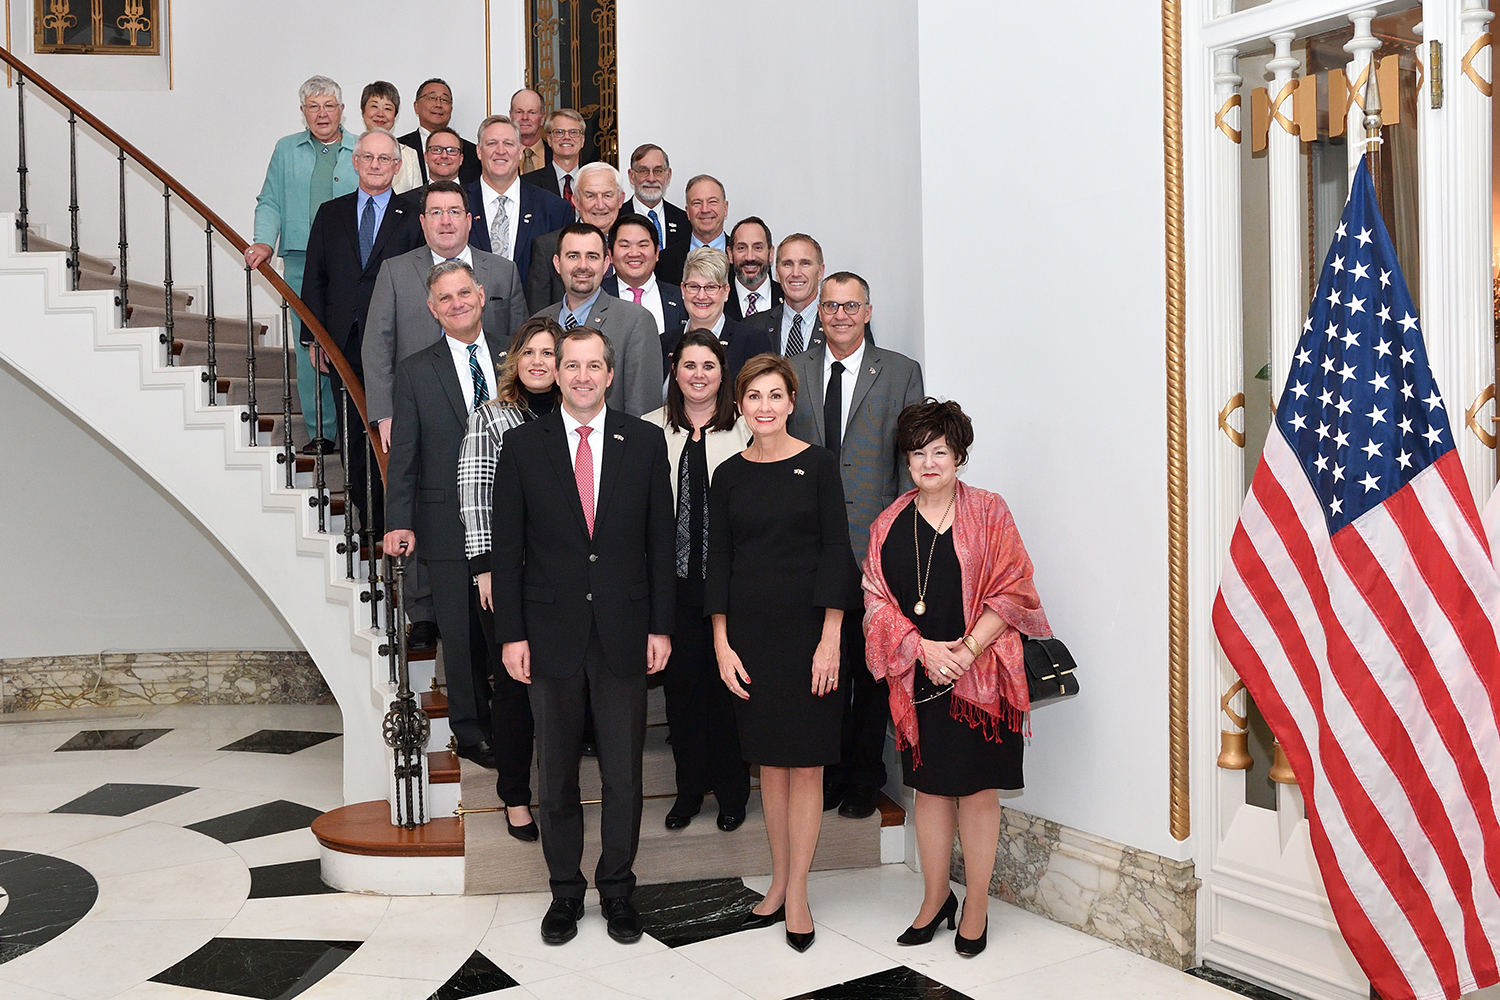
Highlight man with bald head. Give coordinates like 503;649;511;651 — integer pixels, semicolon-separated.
510;88;551;175
656;173;728;285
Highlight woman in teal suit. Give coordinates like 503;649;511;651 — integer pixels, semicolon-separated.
244;75;355;452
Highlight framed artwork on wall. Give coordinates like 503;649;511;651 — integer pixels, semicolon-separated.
34;0;160;55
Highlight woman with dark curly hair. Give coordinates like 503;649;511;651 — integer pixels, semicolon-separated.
862;398;1051;958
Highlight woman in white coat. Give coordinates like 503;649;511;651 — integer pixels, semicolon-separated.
644;329;753;832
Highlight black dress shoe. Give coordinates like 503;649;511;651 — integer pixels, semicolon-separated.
664;793;703;830
897;891;957;945
300;437;337;455
954;905;988;957
540;897;584;944
740;904;784;929
505;807;539;842
822;778;847;812
454;740;496;769
407;620;439;650
716;809;746;832
602;897;643;943
839;785;879;819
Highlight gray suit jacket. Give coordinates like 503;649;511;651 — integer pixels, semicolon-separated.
787;339;924;562
532;293;661;418
363;246;527;424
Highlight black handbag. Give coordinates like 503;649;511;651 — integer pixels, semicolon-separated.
1022;637;1079;706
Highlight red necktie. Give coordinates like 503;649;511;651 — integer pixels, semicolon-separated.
575;426;595;536
630;287;644;305
562;174;574;207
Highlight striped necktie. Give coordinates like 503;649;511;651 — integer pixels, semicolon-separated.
564;312;579;330
785;313;805;356
467;344;490;409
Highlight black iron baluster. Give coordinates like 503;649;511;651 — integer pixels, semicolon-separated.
16;74;28;251
339;382;354;580
67;110;78;290
201;224;217;404
382;555;398;685
365;434;379;631
312;353;327;532
160;189;174;364
279;302;294;488
381;556;429;829
116;146;128;327
242;266;258;444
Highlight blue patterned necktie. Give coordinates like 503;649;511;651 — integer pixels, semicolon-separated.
467;344;490;409
648;208;664;249
358;198;376;268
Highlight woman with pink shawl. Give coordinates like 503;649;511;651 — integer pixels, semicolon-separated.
862;399;1051;958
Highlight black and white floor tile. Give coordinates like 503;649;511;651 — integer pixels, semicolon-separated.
1;703;1249;1000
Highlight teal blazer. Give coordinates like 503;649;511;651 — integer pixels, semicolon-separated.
252;129;358;255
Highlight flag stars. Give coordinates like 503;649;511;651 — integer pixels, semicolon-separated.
1290;413;1308;431
1326;321;1341;341
1399;347;1415;366
1339;363;1358;382
1423;391;1445;412
1399;312;1419;332
1400;382;1415;400
1303;316;1314;333
1322;357;1338;375
1399;415;1414;434
1314;454;1330;472
1374;338;1392;358
1333;464;1346;482
1377;304;1392;322
1296;347;1312;366
1334;429;1351;449
1290;380;1309;399
1327;288;1343;307
1361;439;1383;460
1337;221;1347;239
1335;396;1353;416
1347;296;1366;316
1330;497;1344;515
1379;269;1392;289
1368;373;1390;392
1316;421;1332;440
1396;449;1413;469
1355;227;1373;247
1366;404;1387;425
1423;426;1444;445
1319;388;1334;407
1351;260;1370;281
1359;472;1381;492
1332;255;1346;273
1342;329;1361;348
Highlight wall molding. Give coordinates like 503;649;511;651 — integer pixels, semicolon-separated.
954;805;1201;970
0;650;329;711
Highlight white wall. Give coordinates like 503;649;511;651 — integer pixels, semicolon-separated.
617;0;925;362
917;0;1179;859
0;360;298;657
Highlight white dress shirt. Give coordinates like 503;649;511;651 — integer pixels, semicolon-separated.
618;273;664;334
445;330;498;414
733;278;772;318
560;405;607;511
479;175;522;260
822;338;867;438
430;245;474;267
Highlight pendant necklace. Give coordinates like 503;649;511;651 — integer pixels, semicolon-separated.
912;488;956;616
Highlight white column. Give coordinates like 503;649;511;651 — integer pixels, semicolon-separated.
1345;9;1381;186
1267;32;1303;402
1418;0;1496;501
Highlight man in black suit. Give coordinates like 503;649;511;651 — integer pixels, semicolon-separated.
397;78;479;185
604;214;687;375
725;216;782;321
525;161;624;312
466;115;575;310
521;108;587;203
383;261;508;773
655;174;729;286
300;128;423;537
621;144;687;253
744;233;825;356
492;326;675;946
510;87;551;176
669;247;773;383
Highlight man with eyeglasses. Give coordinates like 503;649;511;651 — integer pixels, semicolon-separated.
621;144;687;253
466;115;574;310
656;174;729;286
300;129;424;549
786;272;923;822
510;88;551;175
526;162;626;312
423;126;467;184
397;78;480;185
522;109;589;203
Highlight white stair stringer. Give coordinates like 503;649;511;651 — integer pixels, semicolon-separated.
0;214;423;812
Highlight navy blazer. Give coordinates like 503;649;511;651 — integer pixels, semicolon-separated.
603;274;688;369
464;178;574;295
661;316;773;384
622;197;689;249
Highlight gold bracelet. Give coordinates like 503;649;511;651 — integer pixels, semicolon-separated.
962;634;983;658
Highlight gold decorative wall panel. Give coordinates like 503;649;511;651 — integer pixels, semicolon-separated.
525;0;618;166
34;0;158;54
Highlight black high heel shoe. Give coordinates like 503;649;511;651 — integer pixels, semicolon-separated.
954;904;988;957
740;904;785;929
785;906;816;952
896;891;957;945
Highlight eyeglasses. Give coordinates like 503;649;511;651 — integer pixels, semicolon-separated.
426;145;461;156
683;282;723;295
356;153;397;165
418;93;453;105
424;207;468;219
818;301;866;315
633;165;668;178
550;128;584;139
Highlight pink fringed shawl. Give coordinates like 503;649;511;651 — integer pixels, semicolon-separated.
862;480;1051;762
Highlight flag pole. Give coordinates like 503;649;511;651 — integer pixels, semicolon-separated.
1362;59;1383;194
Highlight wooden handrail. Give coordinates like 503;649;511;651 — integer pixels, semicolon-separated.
0;45;385;477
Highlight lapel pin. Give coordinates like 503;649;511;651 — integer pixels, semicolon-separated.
523;213;533;223
793;468;806;475
869;367;877;375
613;433;625;441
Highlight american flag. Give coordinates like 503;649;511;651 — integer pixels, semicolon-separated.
1213;160;1500;1000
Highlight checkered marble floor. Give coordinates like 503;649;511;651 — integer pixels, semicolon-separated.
0;704;1255;1000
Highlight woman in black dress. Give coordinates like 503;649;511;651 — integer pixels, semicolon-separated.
705;353;857;952
863;400;1051;958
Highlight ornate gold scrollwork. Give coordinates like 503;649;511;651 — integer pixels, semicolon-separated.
1214;94;1241;144
116;0;149;45
41;0;75;46
1466;383;1497;449
1218;392;1246;448
1463;32;1493;97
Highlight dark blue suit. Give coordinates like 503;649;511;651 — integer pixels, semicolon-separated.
603;275;689;376
465;178;573;299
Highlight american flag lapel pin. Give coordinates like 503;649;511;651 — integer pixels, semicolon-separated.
613;433;625;441
793;468;805;476
524;213;533;223
868;367;877;375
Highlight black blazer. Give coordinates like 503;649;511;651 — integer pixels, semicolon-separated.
520;163;565;198
725;278;783;322
491;407;676;678
386;335;505;562
744;303;822;356
465;178;575;301
661;317;774;384
622;197;689;249
398;129;480;185
300;189;424;356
